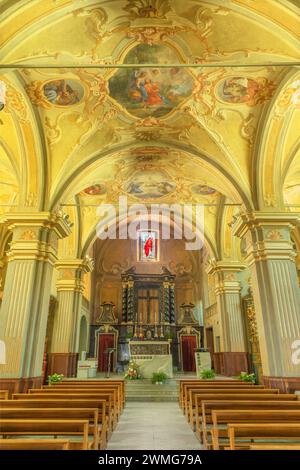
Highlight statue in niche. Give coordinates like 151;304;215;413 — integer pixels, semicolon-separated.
96;302;117;324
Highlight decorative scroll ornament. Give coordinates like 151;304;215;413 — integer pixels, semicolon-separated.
247;304;258;342
96;302;117;324
126;26;183;45
1;80;28;121
123;0;172;19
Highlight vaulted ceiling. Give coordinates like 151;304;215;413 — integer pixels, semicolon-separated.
0;0;299;260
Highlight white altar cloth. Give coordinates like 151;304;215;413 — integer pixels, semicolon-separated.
132;354;173;379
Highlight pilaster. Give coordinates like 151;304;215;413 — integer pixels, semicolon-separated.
49;257;94;376
233;211;300;387
0;212;71;393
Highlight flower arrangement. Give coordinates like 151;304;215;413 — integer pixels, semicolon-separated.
200;368;216;379
48;373;64;385
151;371;168;384
124;361;141;380
238;372;256;383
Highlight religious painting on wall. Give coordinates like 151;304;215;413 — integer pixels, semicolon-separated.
216;76;276;106
81;184;107;196
43;80;84;106
137;230;159;262
192;184;216;195
108;44;194;118
125;169;176;200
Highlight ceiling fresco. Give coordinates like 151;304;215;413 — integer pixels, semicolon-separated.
108;44;194;118
0;0;299;261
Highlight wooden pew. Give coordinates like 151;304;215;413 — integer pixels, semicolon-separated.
58;380;125;407
194;393;298;446
0;408;100;450
13;391;116;432
200;400;300;443
29;387;120;423
42;384;123;415
179;380;246;409
186;387;279;425
0;419;90;450
211;409;300;450
0;399;107;448
182;382;259;416
226;423;300;450
0;439;70;450
0;391;9;400
187;386;273;422
249;443;300;450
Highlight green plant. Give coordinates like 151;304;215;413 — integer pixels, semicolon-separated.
151;371;168;384
238;372;256;383
48;373;64;385
165;331;173;340
124;361;141;380
200;368;216;379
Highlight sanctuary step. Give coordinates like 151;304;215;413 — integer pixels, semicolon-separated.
125;379;179;402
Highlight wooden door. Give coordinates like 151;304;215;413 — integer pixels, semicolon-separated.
181;335;197;372
98;334;115;372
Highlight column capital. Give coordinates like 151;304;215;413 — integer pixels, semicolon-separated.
0;211;72;264
206;260;246;295
0;211;72;239
233;211;300;238
233;211;300;264
55;256;94;274
206;259;247;277
55;257;94;292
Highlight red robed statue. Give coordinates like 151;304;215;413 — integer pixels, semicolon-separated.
144;236;153;257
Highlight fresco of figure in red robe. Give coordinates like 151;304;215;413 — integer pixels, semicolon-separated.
144;236;153;257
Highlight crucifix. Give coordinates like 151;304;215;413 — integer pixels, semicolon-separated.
137;287;160;324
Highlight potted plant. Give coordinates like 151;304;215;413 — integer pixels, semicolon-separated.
124;361;141;380
165;331;173;341
151;371;168;385
238;372;256;383
48;373;64;385
200;368;216;380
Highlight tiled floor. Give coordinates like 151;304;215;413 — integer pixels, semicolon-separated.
107;402;203;450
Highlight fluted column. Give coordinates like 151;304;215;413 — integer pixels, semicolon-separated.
234;212;300;391
0;212;71;393
49;257;94;377
207;261;247;352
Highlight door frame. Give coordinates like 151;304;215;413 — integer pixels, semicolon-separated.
177;327;200;372
94;325;118;372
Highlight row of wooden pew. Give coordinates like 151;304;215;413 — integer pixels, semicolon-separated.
0;379;125;450
179;379;300;450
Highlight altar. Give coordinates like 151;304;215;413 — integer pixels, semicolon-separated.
129;341;173;379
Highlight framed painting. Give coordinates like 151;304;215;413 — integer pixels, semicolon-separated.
137;230;159;262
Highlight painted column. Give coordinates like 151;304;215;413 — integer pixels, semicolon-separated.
234;212;300;391
207;261;247;352
0;212;71;393
49;257;94;377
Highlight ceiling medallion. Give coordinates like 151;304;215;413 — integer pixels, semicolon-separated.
216;76;276;107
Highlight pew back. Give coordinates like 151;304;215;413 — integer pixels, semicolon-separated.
227;423;300;450
0;439;70;450
0;419;90;450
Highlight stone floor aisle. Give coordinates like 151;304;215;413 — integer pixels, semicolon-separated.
107;402;203;450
